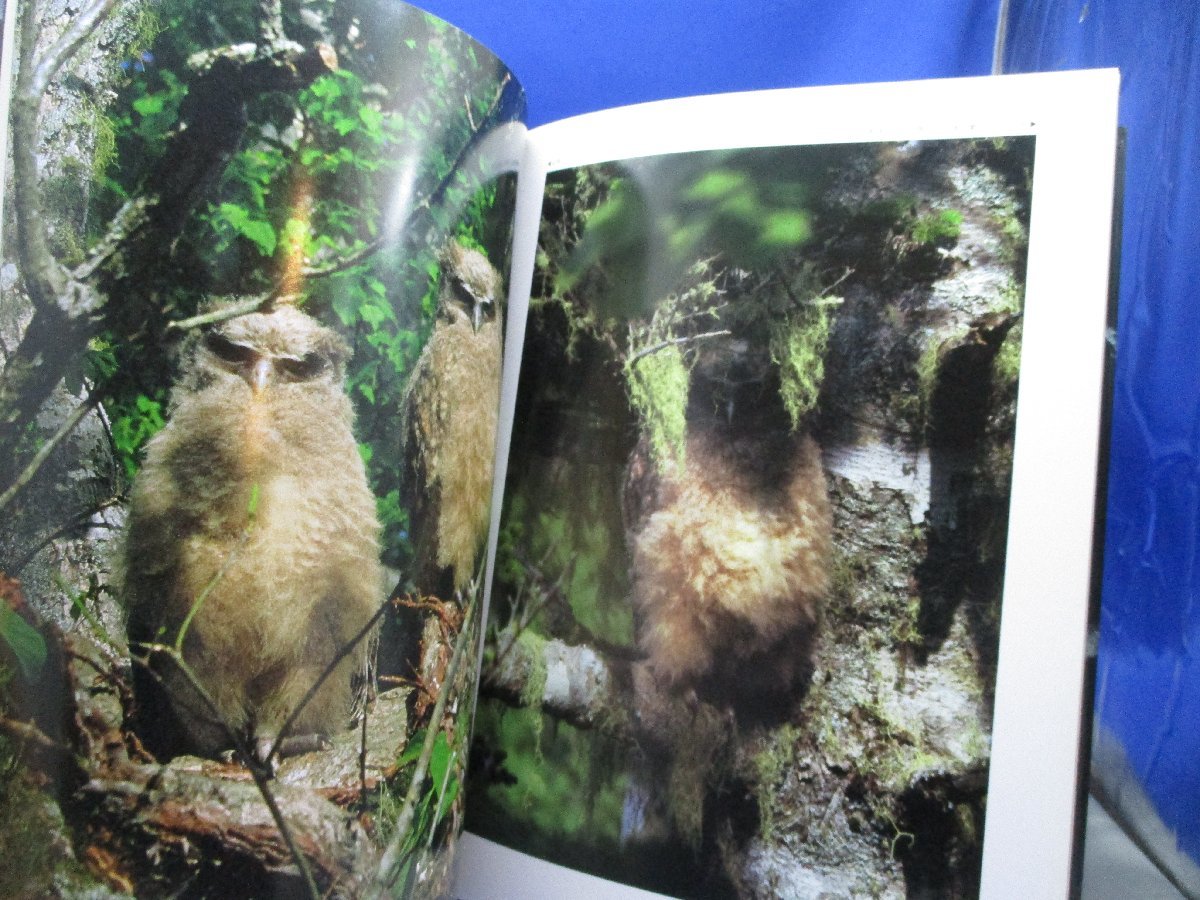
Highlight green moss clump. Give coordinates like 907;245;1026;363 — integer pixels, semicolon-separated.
770;302;832;430
910;209;963;246
992;323;1023;393
516;629;549;709
890;596;922;647
751;724;802;839
910;339;938;429
626;342;690;472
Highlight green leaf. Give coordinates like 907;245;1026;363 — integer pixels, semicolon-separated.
0;605;47;680
218;202;277;256
397;730;425;768
760;210;812;248
132;93;166;116
359;105;384;132
686;169;748;201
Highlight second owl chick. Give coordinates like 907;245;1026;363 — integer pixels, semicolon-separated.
121;304;384;762
401;240;504;598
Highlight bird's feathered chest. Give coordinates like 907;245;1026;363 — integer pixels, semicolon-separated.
127;377;378;601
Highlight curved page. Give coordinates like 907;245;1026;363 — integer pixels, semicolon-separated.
0;1;522;897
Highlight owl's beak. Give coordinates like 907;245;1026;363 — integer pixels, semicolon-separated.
472;297;491;333
249;357;273;394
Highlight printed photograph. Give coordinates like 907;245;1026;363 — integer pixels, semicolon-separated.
467;135;1036;897
0;1;521;896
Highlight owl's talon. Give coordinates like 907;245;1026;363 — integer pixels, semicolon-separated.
276;733;332;758
255;732;332;765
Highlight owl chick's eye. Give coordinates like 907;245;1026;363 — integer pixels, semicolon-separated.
204;332;258;366
276;351;330;381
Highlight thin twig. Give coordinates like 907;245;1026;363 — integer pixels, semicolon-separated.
367;593;477;898
173;522;255;653
0;394;98;513
0;715;64;755
628;329;731;366
358;693;370;812
11;496;121;576
265;596;392;768
394;72;512;237
301;238;383;279
167;295;274;332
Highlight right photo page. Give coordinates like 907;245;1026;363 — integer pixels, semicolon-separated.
468;135;1036;897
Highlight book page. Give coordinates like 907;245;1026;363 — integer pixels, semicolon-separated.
462;70;1118;898
0;1;522;896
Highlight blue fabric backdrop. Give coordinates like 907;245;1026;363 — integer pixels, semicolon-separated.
418;0;1199;869
416;1;1000;126
1002;0;1200;867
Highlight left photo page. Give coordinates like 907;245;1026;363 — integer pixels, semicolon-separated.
0;1;523;897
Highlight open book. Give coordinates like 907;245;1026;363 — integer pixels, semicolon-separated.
0;1;1118;897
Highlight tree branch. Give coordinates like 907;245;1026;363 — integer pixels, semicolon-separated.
135;644;323;900
0;391;99;514
629;329;732;366
166;295;275;332
482;624;633;736
302;238;384;279
26;0;120;99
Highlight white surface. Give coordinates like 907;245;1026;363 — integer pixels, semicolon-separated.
454;809;1194;900
453;833;671;899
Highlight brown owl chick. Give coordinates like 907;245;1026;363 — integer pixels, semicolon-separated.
400;240;504;597
121;304;383;761
625;418;831;720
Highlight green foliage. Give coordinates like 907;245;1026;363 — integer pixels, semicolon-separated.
0;607;46;681
396;729;462;832
497;476;633;645
470;702;628;846
679;164;811;263
553;149;819;325
377;727;464;889
107;393;167;481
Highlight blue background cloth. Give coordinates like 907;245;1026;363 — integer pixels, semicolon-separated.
418;0;1200;868
1003;0;1200;867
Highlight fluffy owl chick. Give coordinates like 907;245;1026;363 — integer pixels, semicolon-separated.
626;427;831;717
121;305;383;760
401;240;503;597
